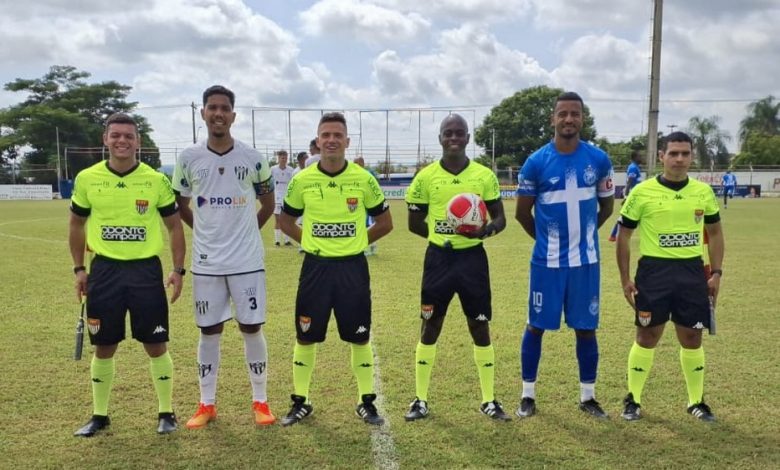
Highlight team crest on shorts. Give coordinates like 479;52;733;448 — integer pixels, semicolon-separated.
87;318;101;335
589;296;599;316
346;197;358;212
136;199;149;215
421;304;434;320
694;209;704;224
299;316;312;332
637;311;652;327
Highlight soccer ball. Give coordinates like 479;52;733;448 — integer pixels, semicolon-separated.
446;193;487;235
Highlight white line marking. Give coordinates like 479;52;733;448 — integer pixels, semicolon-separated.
370;345;399;470
0;217;65;244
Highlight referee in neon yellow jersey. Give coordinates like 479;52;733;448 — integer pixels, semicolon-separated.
69;112;186;436
616;131;724;422
278;112;393;426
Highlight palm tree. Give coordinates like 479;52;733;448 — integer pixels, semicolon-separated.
686;116;730;169
738;95;780;150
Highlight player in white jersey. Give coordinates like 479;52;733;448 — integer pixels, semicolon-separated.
304;138;321;167
172;85;277;428
515;92;614;420
270;150;295;246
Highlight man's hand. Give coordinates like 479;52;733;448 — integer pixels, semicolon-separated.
622;280;638;309
167;272;183;303
74;271;88;302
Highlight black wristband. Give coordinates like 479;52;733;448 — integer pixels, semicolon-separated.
173;267;186;276
73;266;86;274
710;269;722;277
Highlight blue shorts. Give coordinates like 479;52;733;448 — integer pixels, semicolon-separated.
527;263;600;331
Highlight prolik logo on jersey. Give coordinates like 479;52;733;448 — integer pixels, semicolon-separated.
101;225;147;241
311;222;357;238
197;195;248;208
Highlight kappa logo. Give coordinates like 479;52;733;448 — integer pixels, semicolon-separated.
346;197;358;212
299;316;312;332
136;199;149;215
692;322;705;329
355;325;368;334
475;314;488;321
421;304;434;320
115;181;127;189
408;204;421;212
328;181;338;188
451;178;461;184
153;325;167;334
87;318;101;335
359;362;372;368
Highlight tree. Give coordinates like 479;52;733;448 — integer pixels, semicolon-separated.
738;95;780;149
732;133;780;166
0;65;160;187
474;86;597;168
686;115;730;169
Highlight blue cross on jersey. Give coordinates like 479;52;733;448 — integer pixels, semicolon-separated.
517;141;614;268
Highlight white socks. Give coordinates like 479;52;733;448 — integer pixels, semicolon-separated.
242;330;269;402
197;332;222;405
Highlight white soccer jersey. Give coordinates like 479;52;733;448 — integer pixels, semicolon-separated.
173;139;273;275
270;164;294;204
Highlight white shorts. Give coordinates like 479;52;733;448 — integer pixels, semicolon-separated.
274;202;283;215
192;271;267;328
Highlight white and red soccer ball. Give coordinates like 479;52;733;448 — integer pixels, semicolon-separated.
446;193;487;235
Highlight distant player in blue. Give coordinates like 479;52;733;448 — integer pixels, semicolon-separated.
609;150;642;241
721;170;737;208
514;92;615;419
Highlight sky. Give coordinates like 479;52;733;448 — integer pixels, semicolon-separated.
1;0;778;167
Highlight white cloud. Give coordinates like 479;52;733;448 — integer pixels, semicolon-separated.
299;0;431;47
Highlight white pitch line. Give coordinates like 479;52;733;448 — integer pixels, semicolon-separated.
370;345;400;470
0;217;65;244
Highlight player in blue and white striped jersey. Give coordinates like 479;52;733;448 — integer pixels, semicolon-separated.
514;92;614;420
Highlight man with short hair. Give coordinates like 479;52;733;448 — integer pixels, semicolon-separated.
404;114;511;422
609;150;643;242
617;131;724;422
278;112;393;426
515;91;614;420
271;150;294;246
70;112;186;437
173;85;277;429
304;138;321;167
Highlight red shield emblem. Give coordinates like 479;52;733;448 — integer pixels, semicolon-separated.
136;199;149;215
299;316;311;333
694;209;704;224
421;304;434;320
347;197;358;213
87;318;101;335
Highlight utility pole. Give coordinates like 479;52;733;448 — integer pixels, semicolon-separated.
55;126;62;185
491;128;496;172
191;102;197;144
666;124;677;134
646;0;663;176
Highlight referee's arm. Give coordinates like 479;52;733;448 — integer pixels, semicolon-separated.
616;217;638;308
162;211;186;304
368;208;392;244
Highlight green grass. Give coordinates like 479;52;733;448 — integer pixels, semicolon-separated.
0;198;778;469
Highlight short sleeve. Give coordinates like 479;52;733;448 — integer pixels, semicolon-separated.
172;155;191;197
516;157;538;197
405;172;428;204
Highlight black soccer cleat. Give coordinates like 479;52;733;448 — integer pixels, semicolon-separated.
579;398;609;419
404;398;429;421
356;394;384;425
74;415;110;437
516;397;536;418
281;394;313;426
621;393;642;421
480;400;512;421
687;401;716;422
157;412;178;434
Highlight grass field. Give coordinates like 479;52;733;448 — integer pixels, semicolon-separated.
0;198;778;469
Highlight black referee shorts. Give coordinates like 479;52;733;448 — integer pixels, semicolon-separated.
87;255;169;345
634;256;710;329
295;253;371;343
420;243;492;321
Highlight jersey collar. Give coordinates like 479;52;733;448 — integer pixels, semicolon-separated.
317;160;348;178
438;157;470;176
656;175;689;191
105;160;140;178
